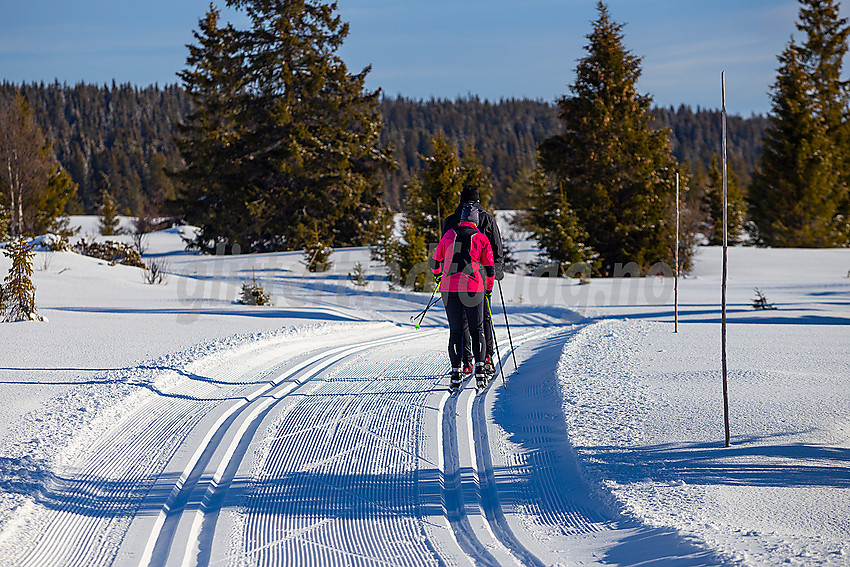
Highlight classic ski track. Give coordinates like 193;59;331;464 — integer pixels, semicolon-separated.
440;327;554;567
18;390;227;567
440;384;504;566
472;329;551;567
441;325;611;567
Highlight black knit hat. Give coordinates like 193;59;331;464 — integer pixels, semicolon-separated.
460;204;479;225
460;183;480;204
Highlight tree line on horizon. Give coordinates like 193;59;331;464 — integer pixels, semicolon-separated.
0;81;766;216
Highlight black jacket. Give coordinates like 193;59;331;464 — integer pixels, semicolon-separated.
442;202;504;280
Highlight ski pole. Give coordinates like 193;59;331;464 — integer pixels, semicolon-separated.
412;295;441;328
497;279;519;373
487;293;507;388
411;287;440;320
411;285;440;329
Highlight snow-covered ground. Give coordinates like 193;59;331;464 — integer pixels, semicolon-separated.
0;216;848;566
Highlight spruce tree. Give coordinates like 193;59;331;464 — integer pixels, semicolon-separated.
175;0;393;253
384;170;442;291
749;41;847;246
174;5;250;252
406;135;492;245
395;216;430;291
458;143;494;210
801;0;850;232
2;236;42;322
538;2;682;275
405;135;463;247
98;189;121;235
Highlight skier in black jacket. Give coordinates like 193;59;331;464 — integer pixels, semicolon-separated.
442;183;504;375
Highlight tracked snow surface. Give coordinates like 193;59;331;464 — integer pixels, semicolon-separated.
0;215;848;566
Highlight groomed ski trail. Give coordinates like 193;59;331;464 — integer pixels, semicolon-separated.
3;319;719;566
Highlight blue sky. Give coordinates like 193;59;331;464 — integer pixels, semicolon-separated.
0;1;840;115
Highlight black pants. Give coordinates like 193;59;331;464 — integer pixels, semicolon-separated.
462;294;493;363
442;292;485;369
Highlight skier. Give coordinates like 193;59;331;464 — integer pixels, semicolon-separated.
430;204;495;391
441;183;504;376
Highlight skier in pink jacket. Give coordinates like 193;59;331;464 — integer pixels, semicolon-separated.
429;205;495;391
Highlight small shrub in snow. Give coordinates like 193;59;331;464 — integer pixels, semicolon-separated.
2;237;44;322
75;238;146;269
239;274;271;306
38;251;55;272
348;262;367;286
751;287;776;310
131;213;170;255
143;258;169;285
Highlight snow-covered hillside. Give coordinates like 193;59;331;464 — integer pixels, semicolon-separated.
0;216;848;566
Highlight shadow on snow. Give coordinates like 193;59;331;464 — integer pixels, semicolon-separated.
582;436;850;489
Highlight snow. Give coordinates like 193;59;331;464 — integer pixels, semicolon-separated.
0;215;848;566
558;320;850;565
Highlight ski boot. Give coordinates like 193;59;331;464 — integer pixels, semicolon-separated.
475;363;487;392
483;355;495;376
462;360;474;376
450;368;462;391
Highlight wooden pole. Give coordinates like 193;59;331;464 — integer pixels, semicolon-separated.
674;172;679;333
721;72;731;448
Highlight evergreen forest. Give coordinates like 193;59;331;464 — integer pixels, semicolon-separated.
0;81;767;215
